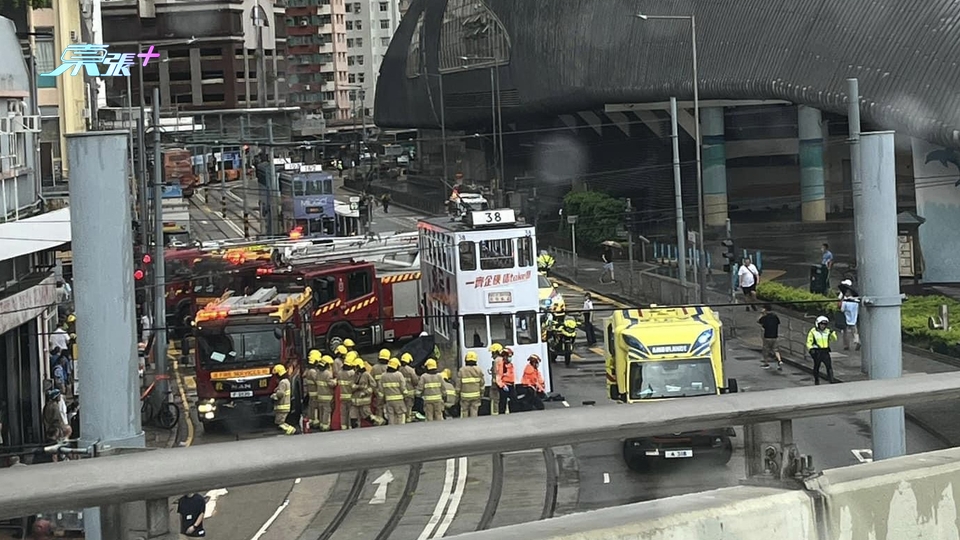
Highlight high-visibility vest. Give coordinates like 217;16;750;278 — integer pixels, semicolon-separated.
457;365;484;400
806;328;836;350
495;359;515;388
521;364;544;392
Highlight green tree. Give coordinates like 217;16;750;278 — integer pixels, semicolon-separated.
562;190;625;247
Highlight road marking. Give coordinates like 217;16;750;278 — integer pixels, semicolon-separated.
369;470;395;505
418;459;456;540
603;473;610;484
172;360;195;447
183;375;197;391
433;457;468;538
589;346;605;356
553;277;626;308
225;188;243;203
249;498;290;540
852;449;873;463
203;488;228;518
562;401;570;407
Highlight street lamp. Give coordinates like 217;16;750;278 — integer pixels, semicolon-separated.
459;55;504;207
636;11;705;303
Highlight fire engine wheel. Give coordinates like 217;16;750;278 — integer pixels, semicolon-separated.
327;327;355;350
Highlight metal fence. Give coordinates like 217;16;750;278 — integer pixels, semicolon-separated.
4;374;960;520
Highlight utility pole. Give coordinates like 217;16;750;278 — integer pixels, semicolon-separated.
152;87;168;398
626;198;635;276
724;218;735;302
438;73;448;184
569;215;579;278
266;118;277;236
67;130;144;540
219;145;227;222
241;143;250;238
847;78;866;376
670;97;687;286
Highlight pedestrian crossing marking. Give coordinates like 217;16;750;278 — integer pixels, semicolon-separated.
184;375;197;391
572;353;582;360
590;346;605;356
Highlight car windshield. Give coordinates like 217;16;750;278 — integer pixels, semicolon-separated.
196;325;281;367
538;275;551;288
629;359;717;400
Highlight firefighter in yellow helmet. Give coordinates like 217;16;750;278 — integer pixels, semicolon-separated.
352;355;386;426
457;351;485;418
338;352;358;429
270;364;295;435
371;348;391;416
417;359;445;421
399;352;419;422
315;355;338;431
304;350;323;430
441;369;457;418
488;343;504;415
343;338;356;351
380;358;408;425
332;344;349;373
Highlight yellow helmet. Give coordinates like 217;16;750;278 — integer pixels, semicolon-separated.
335;344;348;356
320;355;334;366
345;351;359;365
66;314;77;323
425;358;438;370
400;352;414;364
387;358;401;369
272;364;287;376
308;350;322;364
442;368;451;380
378;348;391;361
343;338;356;348
465;351;478;363
489;343;503;354
564;319;577;329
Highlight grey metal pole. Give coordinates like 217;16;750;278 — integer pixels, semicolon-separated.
859;130;905;460
489;66;498;205
691;15;706;304
137;64;148;253
847;78;866;375
626;198;635;276
571;220;578;276
220;145;227;223
726;218;735;302
256;25;267;108
241;143;250;238
670;97;688;285
67;130;145;540
495;63;505;207
152;88;168;396
439;73;448;184
267;118;277;235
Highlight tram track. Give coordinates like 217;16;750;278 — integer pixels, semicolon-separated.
316;470;368;540
375;463;422;540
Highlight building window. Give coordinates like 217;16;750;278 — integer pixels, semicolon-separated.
380;19;390;29
379;1;387;11
346;20;353;29
438;0;511;72
381;37;390;46
347;38;354;47
406;12;424;78
348;73;355;83
357;55;364;65
35;29;56;89
356;20;362;30
356;37;363;46
345;2;351;12
353;2;360;12
347;56;355;65
357;73;365;83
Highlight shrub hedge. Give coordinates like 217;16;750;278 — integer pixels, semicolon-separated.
756;282;960;356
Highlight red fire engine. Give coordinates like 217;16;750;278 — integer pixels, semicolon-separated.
255;232;423;350
191;286;313;429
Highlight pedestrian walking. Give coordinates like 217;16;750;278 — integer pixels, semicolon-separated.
399;352;419;422
582;293;597;346
270;364;296;435
840;292;861;351
757;304;783;370
806;316;838;385
494;347;516;414
519;355;546;411
456;352;484;418
380;193;391;213
337;354;357;430
417;359;446;421
738;257;760;311
600;247;615;284
821;243;834;283
176;493;207;537
379;358;408;425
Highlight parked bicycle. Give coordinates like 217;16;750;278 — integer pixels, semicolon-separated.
141;373;180;429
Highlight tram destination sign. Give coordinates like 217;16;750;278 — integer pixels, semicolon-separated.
468;209;516;227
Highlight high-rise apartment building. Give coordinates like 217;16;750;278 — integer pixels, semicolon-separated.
345;0;400;118
286;0;352;120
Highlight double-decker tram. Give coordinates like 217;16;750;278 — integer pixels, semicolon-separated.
279;164;336;237
418;208;551;392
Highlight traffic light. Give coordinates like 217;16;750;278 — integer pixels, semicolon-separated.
721;239;736;273
134;249;152;282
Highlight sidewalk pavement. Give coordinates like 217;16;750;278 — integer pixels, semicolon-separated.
549;252;960;448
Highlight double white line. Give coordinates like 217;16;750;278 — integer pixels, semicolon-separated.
417;457;468;540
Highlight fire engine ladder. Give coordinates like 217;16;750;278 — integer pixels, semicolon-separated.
275;232;420;268
197;236;294;251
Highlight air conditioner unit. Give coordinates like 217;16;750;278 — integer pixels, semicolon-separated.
304;84;311;91
300;20;309;26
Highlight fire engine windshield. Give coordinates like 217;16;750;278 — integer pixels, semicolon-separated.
196;325;281;366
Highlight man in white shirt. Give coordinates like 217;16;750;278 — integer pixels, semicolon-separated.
738;257;760;311
840;292;861;351
582;293;596;346
49;326;69;354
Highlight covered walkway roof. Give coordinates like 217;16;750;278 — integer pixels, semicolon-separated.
374;0;960;149
0;207;71;261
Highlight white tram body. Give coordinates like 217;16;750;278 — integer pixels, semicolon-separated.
418;209;551;392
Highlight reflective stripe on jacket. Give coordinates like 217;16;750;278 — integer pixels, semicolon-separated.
418;373;445;402
338;369;355;402
272;378;291;412
380;371;407;402
400;365;419;397
353;371;376;405
304;368;320;397
371;363;388;392
806;328;837;350
442;380;457;407
316;369;336;401
456;365;485;400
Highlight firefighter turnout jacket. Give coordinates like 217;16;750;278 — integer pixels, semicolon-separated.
272;378;292;413
379;371;407;405
456;365;485;401
418;373;445;404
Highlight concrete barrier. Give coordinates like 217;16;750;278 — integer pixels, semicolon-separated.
447;447;960;540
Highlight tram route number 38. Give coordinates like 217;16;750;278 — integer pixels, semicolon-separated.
471;210;516;225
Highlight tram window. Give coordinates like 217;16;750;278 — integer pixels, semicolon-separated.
480;239;514;270
312;277;336;305
516;311;538;344
490;314;515;346
292;179;306;196
463;315;487;348
517;236;534;267
322;217;335;235
459;241;477;271
347;270;372;300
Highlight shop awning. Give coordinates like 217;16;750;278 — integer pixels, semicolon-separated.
0;207;71;261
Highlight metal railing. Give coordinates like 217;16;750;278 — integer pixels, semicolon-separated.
3;374;960;519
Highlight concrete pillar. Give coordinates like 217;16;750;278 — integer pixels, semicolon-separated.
701;107;728;227
798;106;826;222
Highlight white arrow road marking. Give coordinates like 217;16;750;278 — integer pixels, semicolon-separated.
203;488;228;518
852;449;873;463
369;470;395;505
